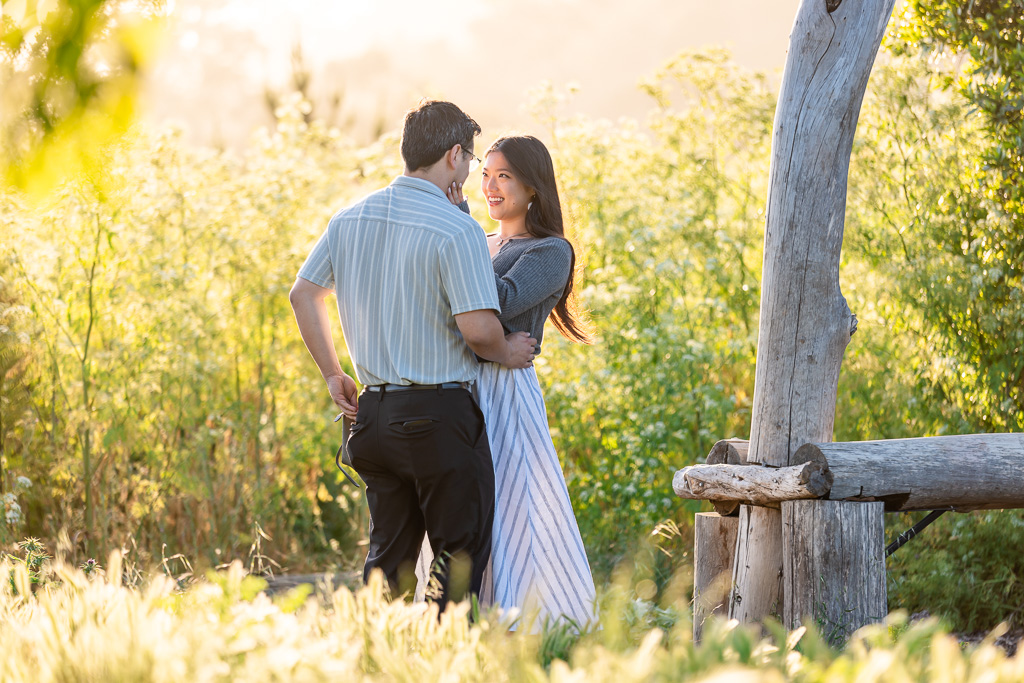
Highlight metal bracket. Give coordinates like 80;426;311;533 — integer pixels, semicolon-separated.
885;509;948;558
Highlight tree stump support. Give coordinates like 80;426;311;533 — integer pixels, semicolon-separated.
782;499;886;645
692;512;739;643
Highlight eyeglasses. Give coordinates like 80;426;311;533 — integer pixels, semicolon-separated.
463;149;480;172
333;415;362;488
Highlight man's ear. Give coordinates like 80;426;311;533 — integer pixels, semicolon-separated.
448;144;462;169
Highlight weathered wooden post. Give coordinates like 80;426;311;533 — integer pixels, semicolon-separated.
728;0;896;628
692;512;738;643
782;500;886;644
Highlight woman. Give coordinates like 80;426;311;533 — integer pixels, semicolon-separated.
421;135;597;628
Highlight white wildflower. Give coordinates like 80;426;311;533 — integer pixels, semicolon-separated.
15;476;31;492
3;495;22;525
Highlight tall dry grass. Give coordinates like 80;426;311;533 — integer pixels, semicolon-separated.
2;554;1024;682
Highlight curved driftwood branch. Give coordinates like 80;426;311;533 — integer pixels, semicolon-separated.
673;461;832;507
706;439;752;514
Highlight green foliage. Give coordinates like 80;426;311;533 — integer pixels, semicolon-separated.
538;50;772;576
838;5;1024;630
854;0;1024;433
1;106;382;570
2;536;49;593
843;54;986;437
0;473;32;547
887;510;1024;632
0;248;34;518
0;0;164;197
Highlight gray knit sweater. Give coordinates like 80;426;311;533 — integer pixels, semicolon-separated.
455;201;571;355
488;235;571;355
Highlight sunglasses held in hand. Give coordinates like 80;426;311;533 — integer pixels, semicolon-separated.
333;414;361;488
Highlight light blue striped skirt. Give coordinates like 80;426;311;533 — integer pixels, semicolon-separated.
416;363;597;628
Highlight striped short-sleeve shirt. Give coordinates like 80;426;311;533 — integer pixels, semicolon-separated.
297;175;500;387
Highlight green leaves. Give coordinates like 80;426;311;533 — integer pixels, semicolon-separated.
0;110;373;569
844;1;1024;434
0;0;166;198
538;51;770;577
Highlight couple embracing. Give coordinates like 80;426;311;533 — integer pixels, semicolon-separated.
290;99;596;628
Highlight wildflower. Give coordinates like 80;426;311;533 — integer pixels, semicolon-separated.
4;496;22;525
14;476;31;492
16;538;43;554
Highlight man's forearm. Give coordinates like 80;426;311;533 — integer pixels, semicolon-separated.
458;312;511;364
290;281;344;380
290;278;359;417
455;309;535;369
467;332;514;365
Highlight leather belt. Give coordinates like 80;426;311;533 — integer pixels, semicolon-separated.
365;382;469;393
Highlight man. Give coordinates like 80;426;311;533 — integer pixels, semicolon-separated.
289;100;536;611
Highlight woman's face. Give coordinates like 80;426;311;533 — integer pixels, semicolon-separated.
481;150;532;223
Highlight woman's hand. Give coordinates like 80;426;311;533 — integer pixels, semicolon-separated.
446;181;465;206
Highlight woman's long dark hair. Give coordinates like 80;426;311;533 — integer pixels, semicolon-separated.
487;135;593;344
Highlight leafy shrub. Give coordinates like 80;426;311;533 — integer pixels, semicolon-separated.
0;111;380;570
538;51;772;576
887;510;1024;632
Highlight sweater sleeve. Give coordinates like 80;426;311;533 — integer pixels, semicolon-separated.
494;238;572;321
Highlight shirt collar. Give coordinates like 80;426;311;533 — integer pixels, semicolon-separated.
391;175;449;202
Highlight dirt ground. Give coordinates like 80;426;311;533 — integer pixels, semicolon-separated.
910;612;1023;656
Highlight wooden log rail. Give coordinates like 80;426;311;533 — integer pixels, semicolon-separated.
797;433;1024;511
679;433;1024;512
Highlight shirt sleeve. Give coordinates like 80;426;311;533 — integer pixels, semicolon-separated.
439;223;500;315
495;238;572;320
296;228;335;290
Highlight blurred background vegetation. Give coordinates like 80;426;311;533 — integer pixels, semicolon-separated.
1;0;1023;634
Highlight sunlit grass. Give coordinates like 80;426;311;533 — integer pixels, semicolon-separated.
2;552;1023;682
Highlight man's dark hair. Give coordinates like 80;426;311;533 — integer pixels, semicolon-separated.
401;100;481;172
